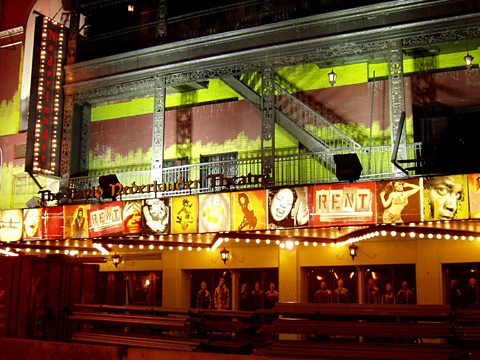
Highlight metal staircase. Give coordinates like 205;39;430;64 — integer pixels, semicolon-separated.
222;73;361;154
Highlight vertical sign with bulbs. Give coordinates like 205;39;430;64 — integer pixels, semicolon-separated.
25;15;67;176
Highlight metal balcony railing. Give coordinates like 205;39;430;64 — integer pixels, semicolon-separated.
65;143;421;201
275;83;361;150
76;0;388;61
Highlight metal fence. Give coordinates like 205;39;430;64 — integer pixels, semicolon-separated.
67;143;421;201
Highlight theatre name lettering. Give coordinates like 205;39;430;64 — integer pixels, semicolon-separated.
38;172;269;205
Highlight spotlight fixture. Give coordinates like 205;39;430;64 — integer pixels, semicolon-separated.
220;247;230;264
111;253;122;267
464;53;474;68
349;243;358;260
328;69;337;87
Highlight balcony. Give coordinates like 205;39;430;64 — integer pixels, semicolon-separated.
76;0;397;62
67;143;421;201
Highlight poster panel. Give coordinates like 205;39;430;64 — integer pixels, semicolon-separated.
468;173;480;219
423;174;469;221
310;182;376;227
0;210;23;243
64;204;90;239
43;206;64;240
267;187;310;229
231;190;267;231
23;208;43;240
376;179;421;224
88;201;124;237
171;195;198;234
142;198;170;234
122;200;142;235
199;193;231;233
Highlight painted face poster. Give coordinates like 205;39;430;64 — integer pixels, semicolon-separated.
0;209;23;243
310;182;376;227
199;193;231;233
376;179;421;224
171;195;198;234
88;201;124;237
142;198;170;234
43;206;64;239
64;204;90;239
267;187;310;229
23;208;43;240
423;175;469;221
123;200;142;234
468;174;480;219
231;190;267;231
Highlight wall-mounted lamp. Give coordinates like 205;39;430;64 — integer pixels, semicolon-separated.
328;69;337;87
127;3;135;12
349;244;358;260
112;253;122;267
464;53;474;69
220;247;230;264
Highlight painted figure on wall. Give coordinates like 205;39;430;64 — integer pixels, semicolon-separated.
214;277;230;310
196;281;212;309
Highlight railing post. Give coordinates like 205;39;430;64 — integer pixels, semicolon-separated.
388;40;407;169
261;66;275;185
152;76;166;183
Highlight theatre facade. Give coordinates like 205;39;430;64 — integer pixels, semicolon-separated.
0;0;480;346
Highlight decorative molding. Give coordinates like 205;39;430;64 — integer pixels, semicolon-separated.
261;66;275;183
0;26;23;39
60;95;75;190
388;40;407;162
151;76;166;182
79;103;91;175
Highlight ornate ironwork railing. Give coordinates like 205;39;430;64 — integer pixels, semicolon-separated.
66;143;421;201
275;83;361;150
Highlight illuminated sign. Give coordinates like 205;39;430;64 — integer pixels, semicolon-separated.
88;202;124;237
310;182;376;226
25;15;67;176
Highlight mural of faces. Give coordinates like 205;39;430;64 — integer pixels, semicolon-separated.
142;198;170;234
424;175;469;221
23;208;43;239
123;201;142;234
268;187;309;229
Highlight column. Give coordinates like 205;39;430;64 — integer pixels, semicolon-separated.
261;66;275;185
78;103;91;176
152;76;166;182
59;94;75;191
388;40;407;163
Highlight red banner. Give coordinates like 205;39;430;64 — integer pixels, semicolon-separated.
88;201;124;237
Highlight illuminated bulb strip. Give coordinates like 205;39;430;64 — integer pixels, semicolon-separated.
92;243;109;256
211;237;223;251
0;249;19;256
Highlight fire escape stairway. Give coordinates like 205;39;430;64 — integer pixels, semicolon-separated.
221;76;361;156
